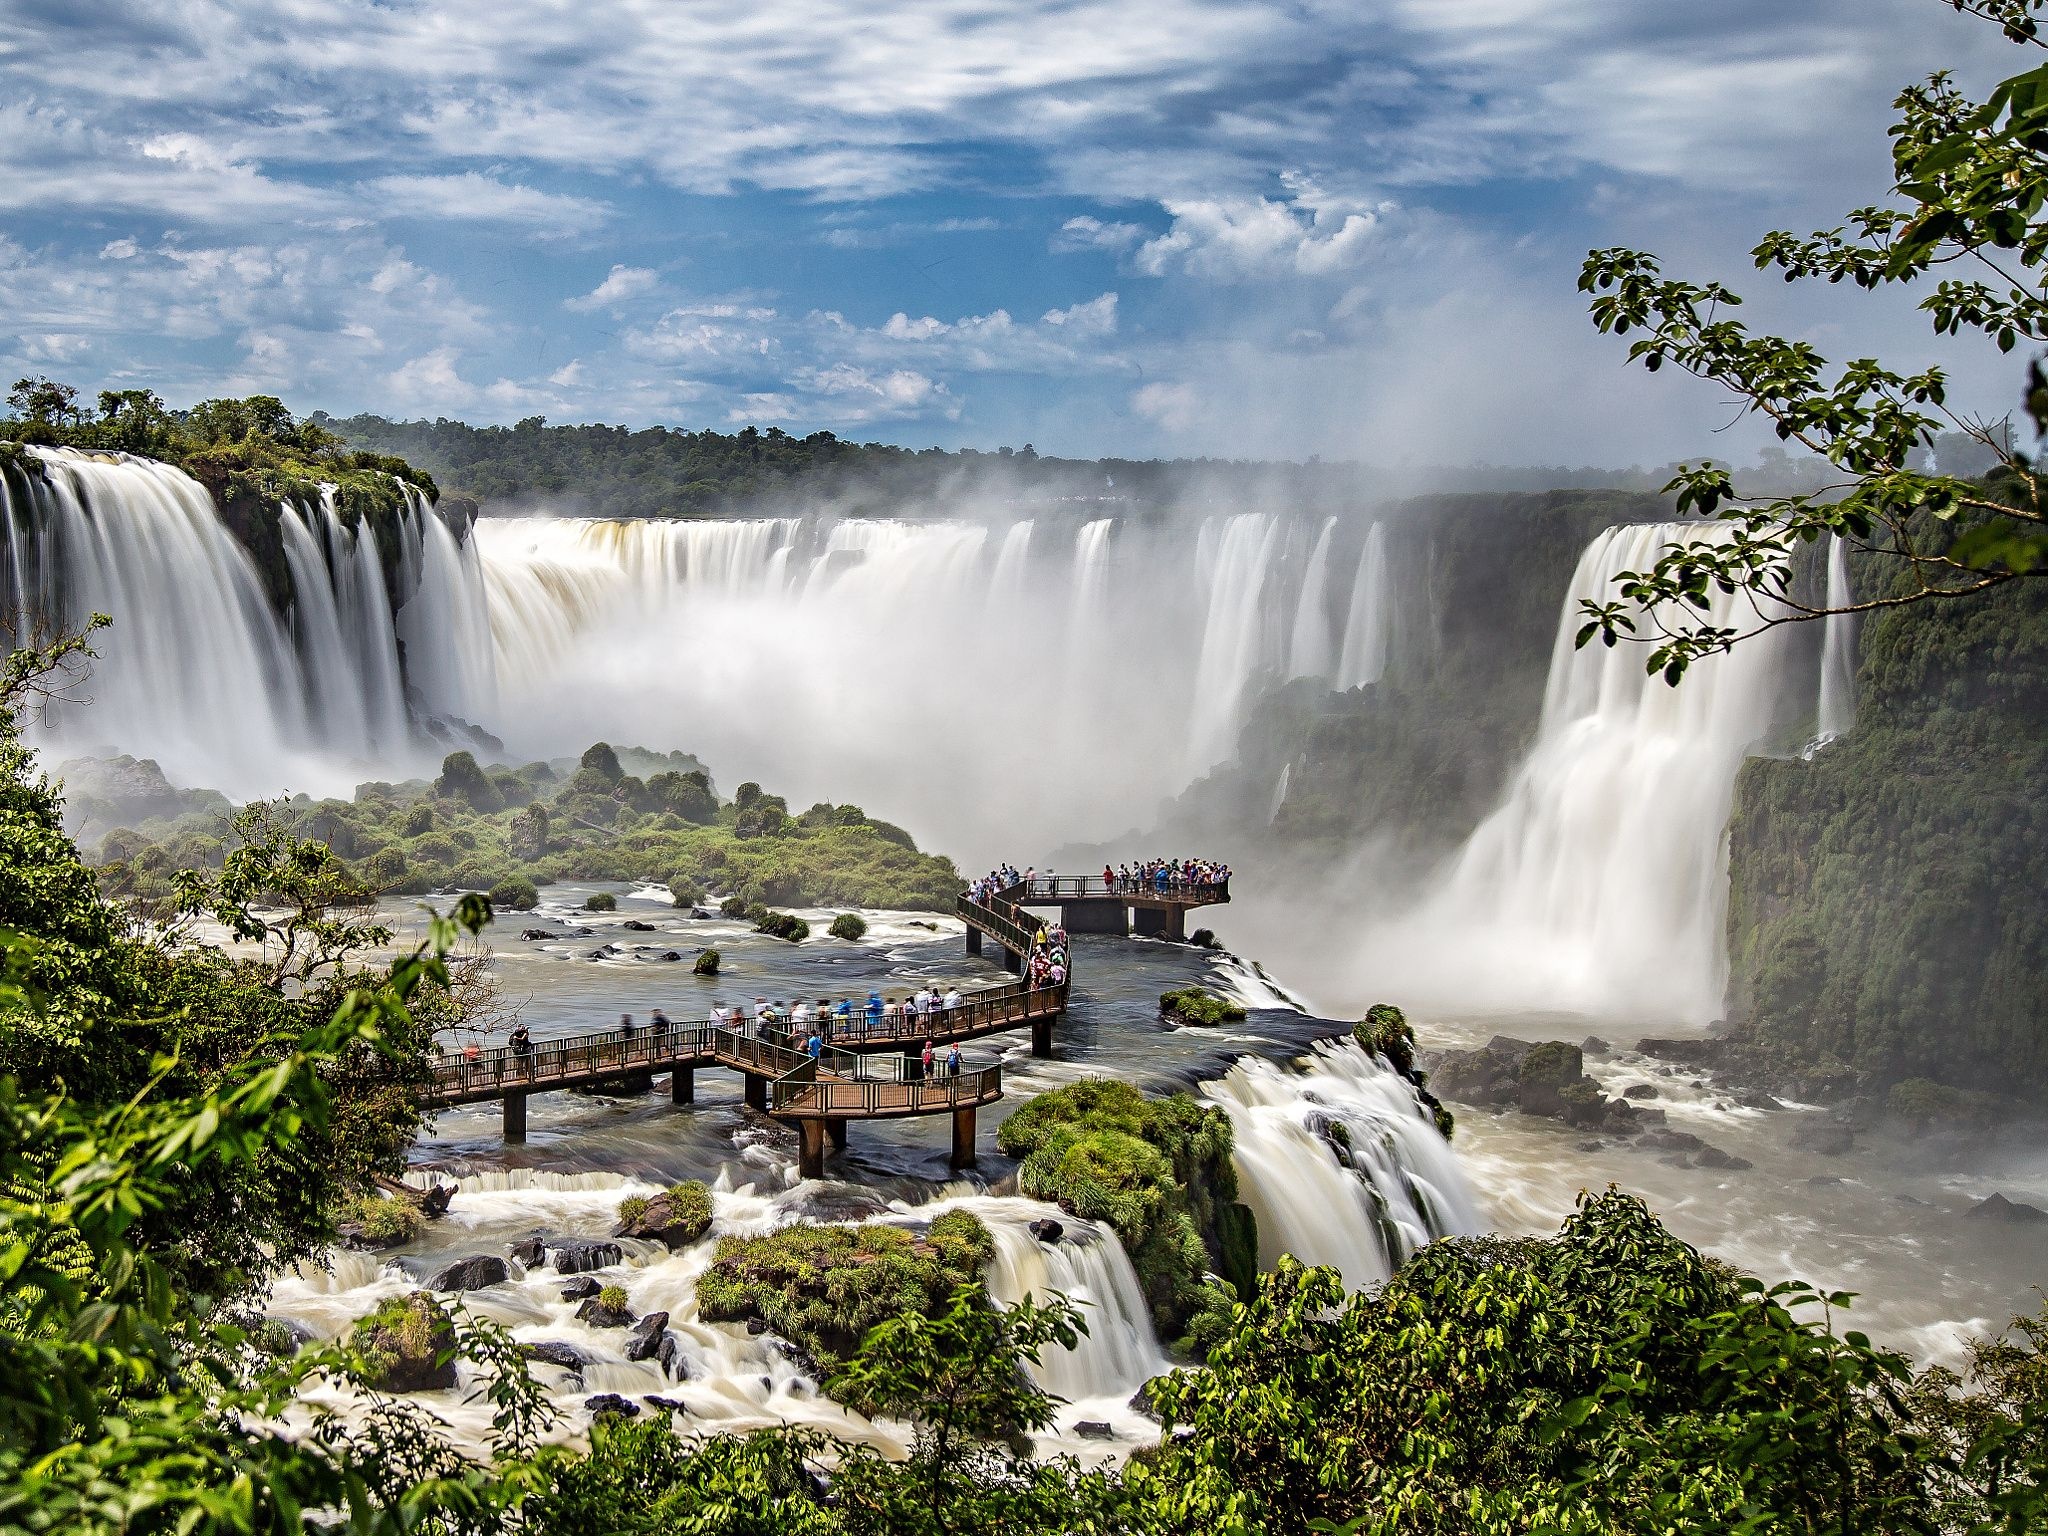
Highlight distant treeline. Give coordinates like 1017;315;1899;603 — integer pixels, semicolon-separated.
319;410;1845;519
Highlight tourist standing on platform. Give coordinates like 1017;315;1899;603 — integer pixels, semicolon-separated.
944;986;962;1011
920;1038;935;1080
946;1044;962;1080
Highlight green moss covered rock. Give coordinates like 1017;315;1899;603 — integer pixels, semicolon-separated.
1160;987;1247;1028
350;1291;456;1392
616;1180;714;1248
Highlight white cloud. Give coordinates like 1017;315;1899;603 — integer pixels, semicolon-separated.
1042;293;1118;336
1134;190;1391;280
1053;216;1147;254
1131;380;1200;432
364;171;610;233
564;263;660;311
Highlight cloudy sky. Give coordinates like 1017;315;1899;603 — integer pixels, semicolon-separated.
0;0;2027;462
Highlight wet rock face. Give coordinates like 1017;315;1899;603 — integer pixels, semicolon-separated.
1029;1217;1064;1244
520;1341;587;1377
1969;1192;2048;1223
551;1238;623;1274
353;1292;457;1394
427;1254;509;1292
586;1393;640;1418
510;1235;548;1268
625;1311;671;1362
559;1276;602;1301
576;1294;635;1329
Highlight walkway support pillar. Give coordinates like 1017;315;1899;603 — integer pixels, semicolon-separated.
1002;947;1022;975
951;1106;977;1168
670;1068;694;1105
744;1073;768;1111
798;1120;827;1180
503;1092;528;1143
828;1119;848;1151
966;926;982;957
1031;1015;1054;1058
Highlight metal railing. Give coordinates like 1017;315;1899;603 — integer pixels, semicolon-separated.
770;1059;1002;1115
424;976;1065;1102
1013;875;1231;902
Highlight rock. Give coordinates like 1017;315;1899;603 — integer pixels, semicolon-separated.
576;1295;635;1328
1127;1384;1162;1422
622;919;656;931
656;1332;691;1381
427;1254;509;1292
662;951;681;961
519;1341;587;1376
353;1293;457;1393
1484;1036;1537;1062
644;1395;688;1413
249;1314;317;1355
1623;1083;1660;1100
1430;1046;1520;1106
690;906;716;919
625;1311;671;1362
586;1393;640;1419
617;1183;714;1249
1637;1037;1727;1067
1693;1145;1753;1171
1029;1218;1065;1244
1516;1042;1587;1119
1641;1129;1704;1154
1737;1090;1786;1112
510;1236;548;1268
745;1316;770;1336
1791;1120;1854;1156
1581;1036;1612;1056
1075;1420;1114;1440
559;1276;602;1301
552;1238;623;1274
1575;1138;1605;1153
520;929;555;942
1967;1193;2048;1224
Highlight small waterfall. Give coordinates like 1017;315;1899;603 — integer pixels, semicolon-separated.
1286;516;1338;679
927;1196;1169;1406
1369;522;1798;1022
1204;1038;1478;1291
1185;513;1285;778
396;487;498;723
1814;536;1858;745
1268;760;1291;824
1336;522;1390;688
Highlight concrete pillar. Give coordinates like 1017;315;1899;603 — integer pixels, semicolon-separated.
744;1073;768;1111
1061;901;1126;935
827;1119;848;1151
1032;1015;1054;1058
1164;906;1186;942
950;1106;977;1168
503;1092;528;1143
798;1119;827;1180
966;925;982;956
1002;946;1022;975
1132;906;1167;937
670;1068;694;1105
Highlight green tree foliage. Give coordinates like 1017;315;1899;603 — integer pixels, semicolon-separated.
1576;1;2048;680
828;912;868;941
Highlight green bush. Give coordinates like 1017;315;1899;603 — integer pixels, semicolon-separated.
488;875;539;911
827;912;868;941
336;1191;424;1247
618;1195;651;1225
719;895;751;918
367;845;408;887
754;909;809;942
1160;986;1246;1027
669;878;704;908
597;1284;630;1313
401;803;434;837
585;892;618;912
696;1214;993;1378
693;949;720;976
1352;1002;1415;1073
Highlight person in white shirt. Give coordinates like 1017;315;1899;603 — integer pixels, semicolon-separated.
914;986;934;1016
943;987;962;1011
791;1000;813;1025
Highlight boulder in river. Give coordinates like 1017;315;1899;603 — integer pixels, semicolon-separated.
1075;1420;1114;1440
351;1292;457;1393
1791;1120;1855;1156
576;1288;636;1328
552;1238;623;1274
1623;1082;1659;1100
622;919;656;932
656;1332;690;1381
616;1182;713;1249
559;1276;602;1301
586;1393;640;1419
427;1254;510;1292
510;1235;548;1268
1692;1144;1754;1171
520;1341;587;1376
1029;1218;1064;1244
520;929;555;942
1967;1192;2048;1223
625;1311;671;1362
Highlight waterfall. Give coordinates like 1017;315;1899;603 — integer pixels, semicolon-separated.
1268;760;1291;823
1336;522;1390;688
396;486;498;723
1814;537;1858;744
0;447;488;799
1184;513;1286;779
1286;517;1337;679
1366;521;1798;1023
1204;1038;1478;1291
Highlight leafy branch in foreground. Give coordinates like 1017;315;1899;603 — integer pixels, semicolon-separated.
1577;0;2048;681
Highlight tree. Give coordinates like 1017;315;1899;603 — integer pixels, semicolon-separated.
1577;0;2048;681
5;377;79;428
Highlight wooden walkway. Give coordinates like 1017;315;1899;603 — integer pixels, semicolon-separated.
423;889;1070;1175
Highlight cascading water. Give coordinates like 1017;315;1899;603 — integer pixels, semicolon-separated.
396;486;498;724
1814;536;1858;745
0;448;497;799
1336;522;1390;688
1361;521;1799;1023
1204;1038;1479;1290
1184;513;1286;779
1286;516;1338;680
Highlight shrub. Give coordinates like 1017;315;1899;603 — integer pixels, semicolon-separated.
585;892;618;912
669;879;704;908
367;845;408;887
1353;1002;1416;1074
336;1191;423;1248
696;1214;993;1376
402;803;434;837
434;750;503;812
828;912;868;941
754;910;809;942
666;1179;714;1237
694;949;720;976
618;1195;651;1225
719;895;750;918
597;1283;629;1313
489;875;539;911
1160;986;1247;1027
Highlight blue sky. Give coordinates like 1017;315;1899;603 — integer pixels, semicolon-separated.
0;0;2027;462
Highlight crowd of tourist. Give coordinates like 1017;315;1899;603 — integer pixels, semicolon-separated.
1028;922;1069;989
965;858;1231;903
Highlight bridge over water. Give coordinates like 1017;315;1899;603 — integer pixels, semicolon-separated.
420;876;1226;1176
